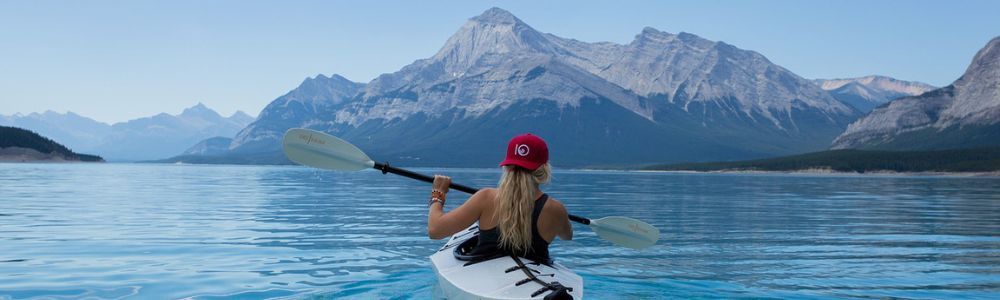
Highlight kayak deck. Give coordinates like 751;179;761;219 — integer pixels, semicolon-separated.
430;224;583;299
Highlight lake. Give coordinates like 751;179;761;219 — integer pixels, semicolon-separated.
0;164;998;299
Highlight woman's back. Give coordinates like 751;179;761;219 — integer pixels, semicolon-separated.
473;190;570;261
426;133;572;261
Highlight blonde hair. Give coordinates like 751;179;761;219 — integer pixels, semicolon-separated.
495;163;551;255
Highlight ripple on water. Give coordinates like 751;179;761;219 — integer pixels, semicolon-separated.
0;164;998;299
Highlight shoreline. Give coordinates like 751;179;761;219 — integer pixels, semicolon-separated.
0;147;104;163
635;168;1000;177
4;159;998;177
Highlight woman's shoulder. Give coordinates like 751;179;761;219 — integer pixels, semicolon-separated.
469;188;498;205
475;188;498;197
542;196;568;216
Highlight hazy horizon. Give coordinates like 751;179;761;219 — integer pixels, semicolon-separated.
2;0;998;123
1;102;256;125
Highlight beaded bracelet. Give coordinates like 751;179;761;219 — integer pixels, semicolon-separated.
431;190;446;201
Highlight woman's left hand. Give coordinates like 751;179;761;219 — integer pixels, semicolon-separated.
432;175;451;194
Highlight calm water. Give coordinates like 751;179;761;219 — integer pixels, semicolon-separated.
0;164;998;299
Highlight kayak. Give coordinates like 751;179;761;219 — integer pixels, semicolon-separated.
430;223;583;299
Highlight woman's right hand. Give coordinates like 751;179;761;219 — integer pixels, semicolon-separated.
432;175;451;194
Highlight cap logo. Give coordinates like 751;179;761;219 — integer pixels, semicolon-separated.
516;144;530;157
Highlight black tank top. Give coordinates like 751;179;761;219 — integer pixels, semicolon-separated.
471;194;551;262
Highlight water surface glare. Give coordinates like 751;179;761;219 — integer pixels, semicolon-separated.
0;164;998;299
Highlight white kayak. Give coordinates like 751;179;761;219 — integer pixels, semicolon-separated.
430;224;583;299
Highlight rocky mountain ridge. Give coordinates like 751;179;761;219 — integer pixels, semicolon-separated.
831;36;1000;150
222;7;860;166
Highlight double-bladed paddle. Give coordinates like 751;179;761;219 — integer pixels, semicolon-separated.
281;128;660;249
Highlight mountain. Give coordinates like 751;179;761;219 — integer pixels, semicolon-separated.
0;126;103;162
96;103;255;161
229;74;364;154
221;7;860;167
814;76;936;112
2;104;255;161
831;36;1000;150
0;111;111;152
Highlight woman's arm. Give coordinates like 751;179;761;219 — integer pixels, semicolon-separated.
427;175;488;240
552;199;573;241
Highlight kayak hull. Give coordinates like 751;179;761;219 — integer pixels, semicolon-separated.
430;224;583;299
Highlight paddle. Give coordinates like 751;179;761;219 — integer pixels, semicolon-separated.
282;128;660;249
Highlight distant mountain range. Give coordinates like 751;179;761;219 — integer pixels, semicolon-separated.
832;37;1000;150
813;76;936;112
192;7;863;167
0;110;111;152
0;103;254;161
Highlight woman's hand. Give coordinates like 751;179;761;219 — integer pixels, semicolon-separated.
432;175;451;194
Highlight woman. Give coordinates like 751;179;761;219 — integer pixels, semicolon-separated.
426;133;572;262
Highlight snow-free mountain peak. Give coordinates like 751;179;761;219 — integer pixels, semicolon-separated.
430;7;558;74
814;75;937;112
816;75;936;95
814;75;936;96
228;73;365;154
471;7;522;25
229;111;255;124
640;26;661;35
180;102;223;120
291;74;364;105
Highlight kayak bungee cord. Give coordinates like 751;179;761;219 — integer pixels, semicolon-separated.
509;254;574;299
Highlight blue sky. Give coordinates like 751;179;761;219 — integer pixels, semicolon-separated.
1;0;998;123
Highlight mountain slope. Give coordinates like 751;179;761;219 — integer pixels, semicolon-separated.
180;136;233;156
552;27;857;125
832;37;1000;150
814;76;936;112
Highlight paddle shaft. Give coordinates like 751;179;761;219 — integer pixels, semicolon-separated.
373;162;591;225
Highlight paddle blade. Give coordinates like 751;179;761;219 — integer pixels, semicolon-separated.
282;128;375;171
588;216;660;249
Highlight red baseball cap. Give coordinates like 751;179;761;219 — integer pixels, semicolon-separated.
499;133;548;171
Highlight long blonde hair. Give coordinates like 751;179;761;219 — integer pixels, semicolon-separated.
495;163;551;255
